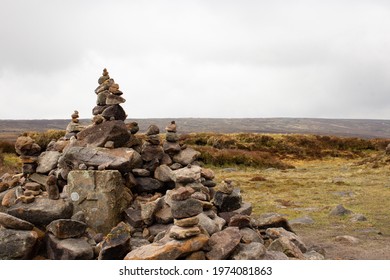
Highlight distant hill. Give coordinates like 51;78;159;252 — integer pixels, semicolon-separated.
1;118;390;141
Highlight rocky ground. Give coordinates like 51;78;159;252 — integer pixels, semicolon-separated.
214;155;390;260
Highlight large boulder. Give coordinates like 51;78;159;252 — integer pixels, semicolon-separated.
66;170;130;234
58;146;141;176
7;197;73;226
124;234;209;260
76;120;130;148
0;227;38;259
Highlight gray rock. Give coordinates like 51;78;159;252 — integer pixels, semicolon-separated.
0;228;38;259
239;227;263;244
132;169;151;177
173;165;201;184
101;104;127;121
140;198;163;225
92;105;109;115
154;164;174;182
146;125;160;135
15;136;41;156
96;90;109;105
141;143;165;162
350;213;367;222
206;227;242;260
46;234;94;260
7;197;73;226
171;198;203;219
169;225;201;240
0;212;34;230
106;94;126;105
213;189;242;212
135;177;163;193
46;219;87;239
265;227;307;253
155;204;173;224
173;148;200;166
98;222;131;260
228;214;251;228
268;236;305;259
252;213;294;233
37;151;61;174
77;120;130;148
334;235;360;244
196;212;219;235
66;170;130;234
124;208;144;228
231;242;267;260
165;132;179;142
329;204;353;216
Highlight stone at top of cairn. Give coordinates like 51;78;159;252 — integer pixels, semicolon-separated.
98;68;110;85
71;110;79;123
165;121;177;133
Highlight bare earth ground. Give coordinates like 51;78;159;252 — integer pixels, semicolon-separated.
214;154;390;260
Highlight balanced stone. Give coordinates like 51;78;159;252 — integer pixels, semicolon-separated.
169;225;200;240
106;94;126;105
174;216;199;227
97;91;109;105
101;104;127;121
47;175;60;200
171;198;203;219
146;125;160;135
165;121;177;133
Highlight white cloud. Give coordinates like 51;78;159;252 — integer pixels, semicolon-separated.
1;0;390;119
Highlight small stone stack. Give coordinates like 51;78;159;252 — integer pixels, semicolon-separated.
140;125;166;173
93;68;127;122
65;110;84;139
169;186;202;240
14;136;41;176
163;121;181;158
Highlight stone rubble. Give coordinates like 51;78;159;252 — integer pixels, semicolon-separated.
0;68;325;260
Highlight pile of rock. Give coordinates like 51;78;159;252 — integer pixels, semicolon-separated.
0;69;324;260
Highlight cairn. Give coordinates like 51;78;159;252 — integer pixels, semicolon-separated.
93;68;127;122
0;69;323;261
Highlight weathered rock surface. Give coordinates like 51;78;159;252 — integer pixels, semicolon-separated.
36;151;61;174
231;242;267;260
171;198;203;219
268;236;305;259
46;219;87;239
0;227;38;260
59;146;141;175
66;170;130;234
77;120;130;147
206;227;242;260
7;197;73;226
46;234;94;260
172;148;200;166
98;222;131;260
173;165;201;184
124;234;209;260
0;212;34;230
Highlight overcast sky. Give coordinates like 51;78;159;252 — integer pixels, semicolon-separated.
1;0;390;120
